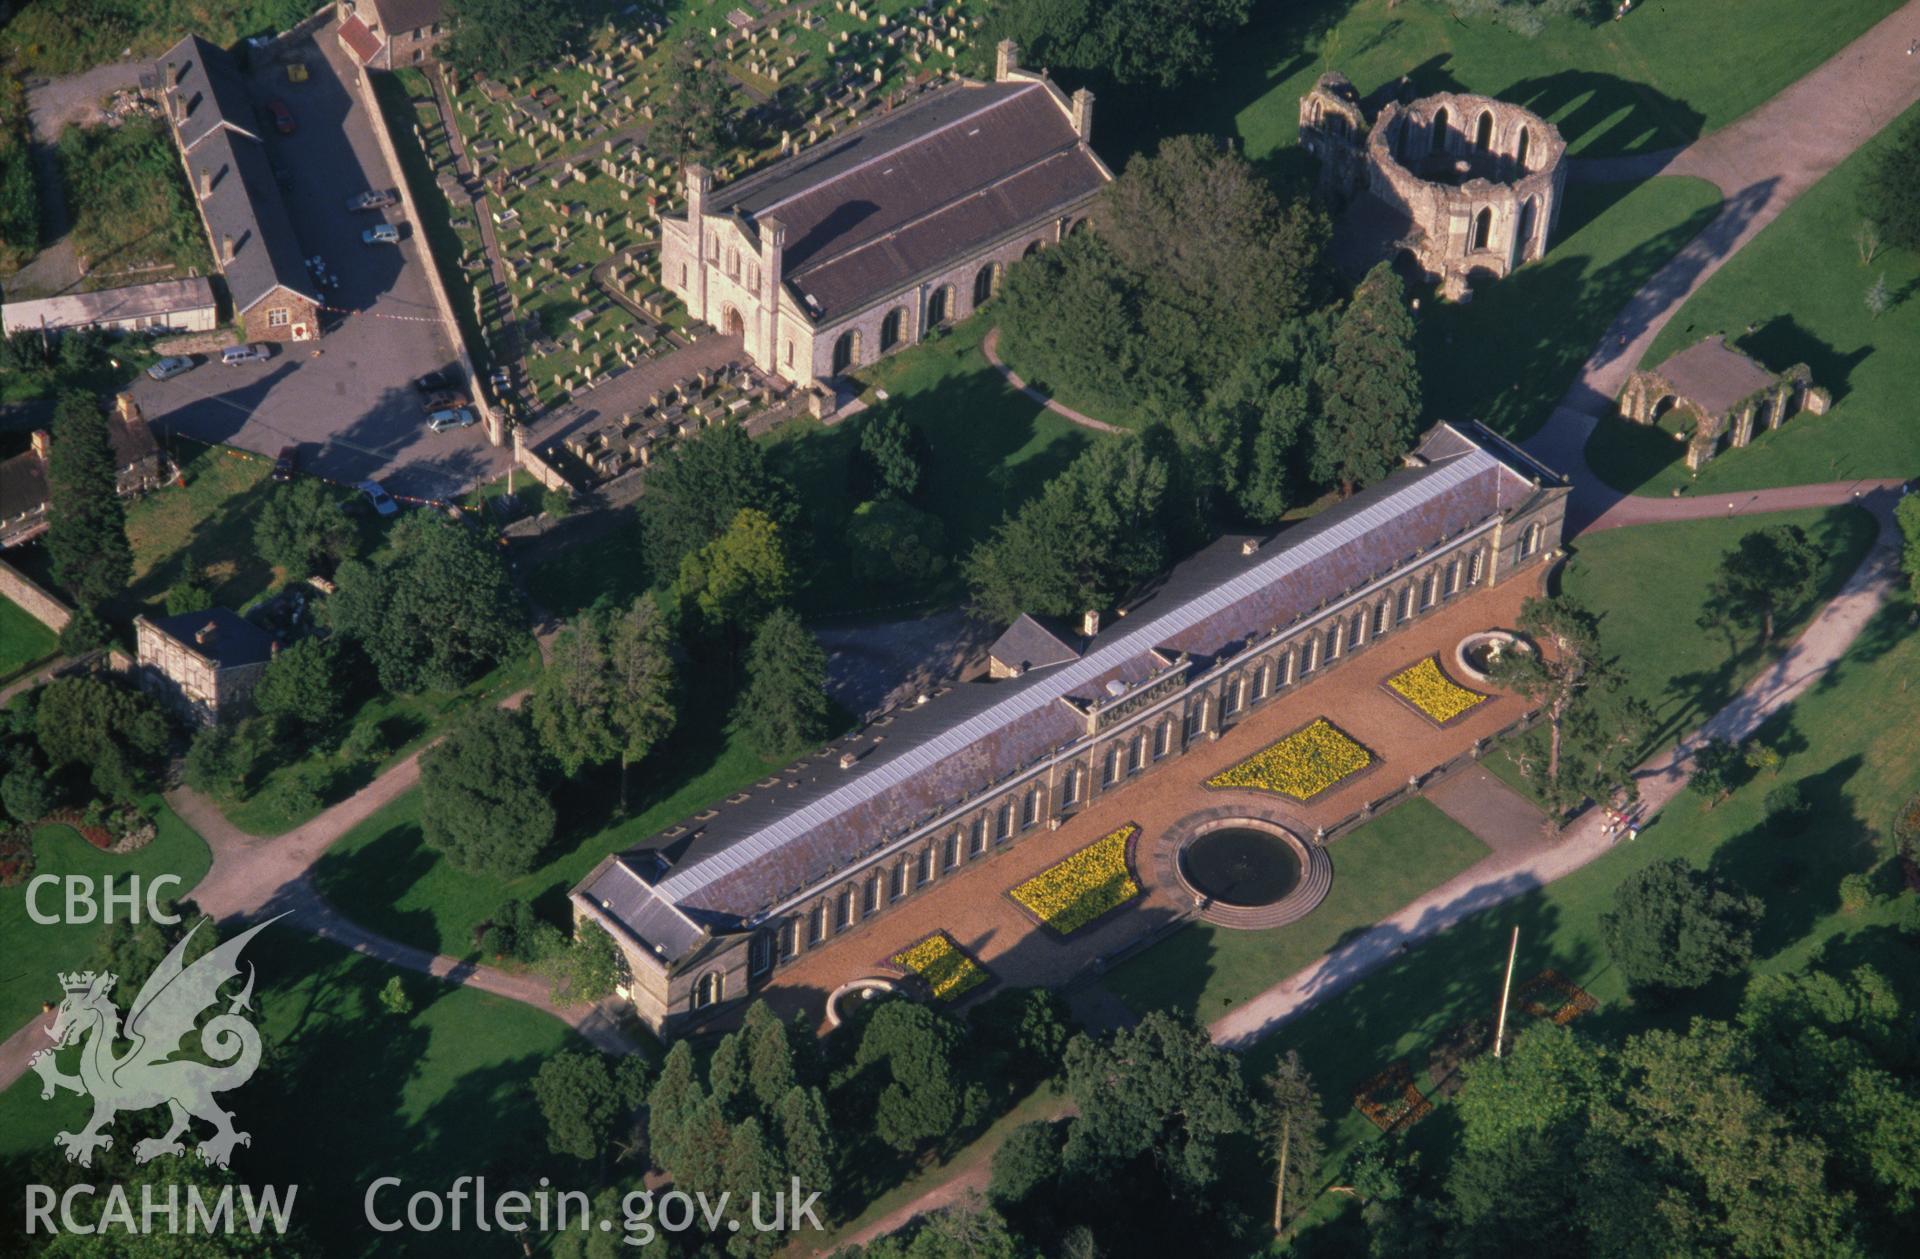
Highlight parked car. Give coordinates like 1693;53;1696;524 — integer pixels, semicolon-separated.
221;343;272;366
346;189;398;212
421;390;470;413
355;480;398;516
272;446;298;482
361;223;401;245
413;369;458;394
267;99;296;135
146;355;196;381
427;407;478;433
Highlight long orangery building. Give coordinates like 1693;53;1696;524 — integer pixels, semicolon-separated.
572;423;1570;1037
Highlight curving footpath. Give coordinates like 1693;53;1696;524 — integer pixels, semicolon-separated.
980;328;1125;434
1527;0;1920;532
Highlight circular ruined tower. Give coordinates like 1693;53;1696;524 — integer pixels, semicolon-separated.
1363;91;1567;299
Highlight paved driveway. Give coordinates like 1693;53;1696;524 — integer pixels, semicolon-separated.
130;28;505;501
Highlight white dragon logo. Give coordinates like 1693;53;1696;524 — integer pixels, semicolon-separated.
28;916;280;1169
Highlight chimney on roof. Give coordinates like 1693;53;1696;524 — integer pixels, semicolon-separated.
994;39;1020;81
1081;609;1100;639
29;430;50;461
1070;87;1095;142
165;61;177;89
198;166;211;197
172;92;186;122
1241;538;1261;557
221;234;235;263
838;751;856;770
195;621;218;646
115;392;140;425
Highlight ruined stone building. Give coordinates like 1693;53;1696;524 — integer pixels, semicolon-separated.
1618;335;1828;470
659;41;1110;387
135;607;275;726
158;35;322;343
572;422;1570;1037
1300;72;1566;299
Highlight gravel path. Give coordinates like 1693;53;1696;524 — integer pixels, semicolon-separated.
980;328;1124;434
1524;0;1920;532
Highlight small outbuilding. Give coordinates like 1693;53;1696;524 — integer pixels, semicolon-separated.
1618;336;1827;471
1;277;219;338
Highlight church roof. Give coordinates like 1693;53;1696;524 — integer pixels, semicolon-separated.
586;424;1558;959
1652;335;1779;415
708;79;1109;321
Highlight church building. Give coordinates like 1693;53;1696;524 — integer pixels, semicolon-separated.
658;41;1110;386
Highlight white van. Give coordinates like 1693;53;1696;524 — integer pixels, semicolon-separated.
221;343;272;366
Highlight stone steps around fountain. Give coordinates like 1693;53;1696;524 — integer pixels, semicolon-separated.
1194;841;1333;930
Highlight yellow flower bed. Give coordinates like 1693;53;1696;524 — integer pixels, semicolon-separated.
1386;657;1487;724
1009;824;1141;935
1207;719;1371;800
891;934;988;1001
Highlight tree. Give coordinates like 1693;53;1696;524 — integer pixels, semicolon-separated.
418;707;554;877
1895;493;1920;594
328;513;523;693
719;1118;786;1258
88;904;213;988
1599;858;1762;995
965;436;1172;623
533;1050;648;1165
251;636;345;736
987;0;1253;90
1862;113;1920;253
165;555;214;615
777;1085;836;1205
1489;595;1614;805
533;596;678;806
547;919;628;1004
1061;1011;1247;1198
677;508;792;647
1312;262;1422;497
1690;736;1743;805
988;1121;1061;1208
1453;1022;1605;1155
2;760;55;823
970;987;1071;1085
855;1001;966;1153
846;499;948;586
647;1041;702;1176
638;423;796;577
1263;1050;1326;1234
853;411;928;502
33;675;169;801
446;0;574;79
733;608;831;760
253;479;358;579
377;975;413;1016
652;44;741;162
57;605;110;654
1702;524;1822;646
43;391;132;606
742;1001;796;1116
1865;272;1891;319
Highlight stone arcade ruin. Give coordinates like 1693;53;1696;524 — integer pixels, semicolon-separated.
1618;335;1829;471
1299;72;1567;301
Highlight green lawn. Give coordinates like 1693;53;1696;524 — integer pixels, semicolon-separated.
1419;175;1722;440
120;441;285;619
311;668;773;960
1247;582;1920;1250
765;316;1100;618
0;928;586;1256
1585;100;1920;496
1106;0;1903;171
0;804;211;1034
1482;504;1879;804
0;593;58;681
1103;797;1490;1020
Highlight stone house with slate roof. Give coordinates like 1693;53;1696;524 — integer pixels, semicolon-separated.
336;0;451;71
135;606;276;726
659;41;1109;387
1618;335;1827;471
574;422;1571;1037
158;35;321;343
